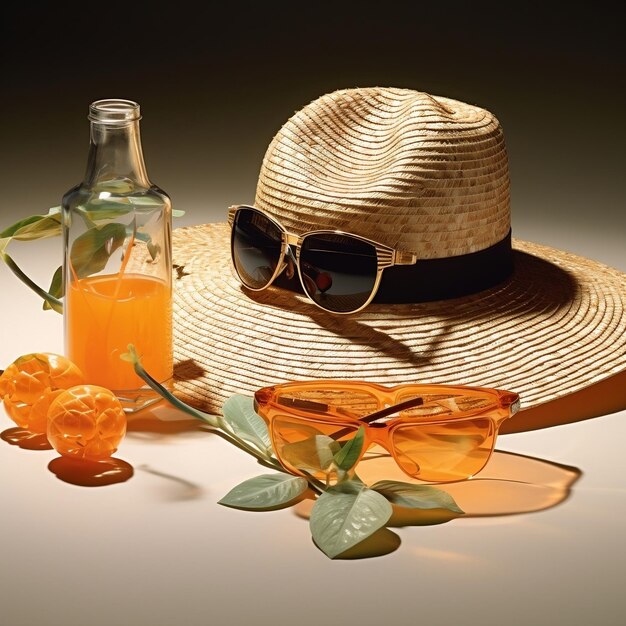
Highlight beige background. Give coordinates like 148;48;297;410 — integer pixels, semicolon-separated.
1;4;625;626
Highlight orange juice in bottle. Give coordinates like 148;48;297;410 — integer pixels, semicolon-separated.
65;274;172;392
62;100;173;409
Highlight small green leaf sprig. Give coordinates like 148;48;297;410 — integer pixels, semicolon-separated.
0;207;65;312
0;204;184;313
123;346;464;559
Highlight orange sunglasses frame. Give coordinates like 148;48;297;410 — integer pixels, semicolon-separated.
254;380;520;483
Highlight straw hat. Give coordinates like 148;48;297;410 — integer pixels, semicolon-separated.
171;87;626;427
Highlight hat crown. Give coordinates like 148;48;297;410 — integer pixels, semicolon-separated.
255;87;510;259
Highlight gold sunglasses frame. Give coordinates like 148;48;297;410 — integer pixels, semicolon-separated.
228;204;418;314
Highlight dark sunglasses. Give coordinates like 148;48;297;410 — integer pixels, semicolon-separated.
228;205;417;314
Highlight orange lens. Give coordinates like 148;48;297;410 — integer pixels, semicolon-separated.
271;415;362;481
391;417;495;482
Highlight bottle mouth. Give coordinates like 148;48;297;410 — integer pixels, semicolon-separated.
89;99;141;124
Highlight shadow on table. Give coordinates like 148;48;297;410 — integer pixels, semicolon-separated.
124;401;206;440
1;426;134;487
293;448;581;559
47;456;134;486
1;427;52;450
1;403;204;490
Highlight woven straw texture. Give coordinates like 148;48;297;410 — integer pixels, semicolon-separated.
171;222;626;414
256;87;510;258
170;87;626;417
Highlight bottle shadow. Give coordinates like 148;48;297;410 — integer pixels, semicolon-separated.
47;456;134;487
124;401;207;440
294;448;581;559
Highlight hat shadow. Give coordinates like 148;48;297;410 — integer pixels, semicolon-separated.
503;369;626;433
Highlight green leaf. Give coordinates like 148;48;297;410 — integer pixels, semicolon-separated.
221;395;273;457
147;241;160;261
313;435;340;471
310;481;393;558
75;197;184;219
0;215;48;239
333;426;365;471
70;222;127;278
218;473;308;510
0;247;63;313
97;179;135;193
0;213;62;241
112;196;184;217
43;265;63;310
75;205;132;222
371;480;464;514
279;432;340;475
0;203;180;314
0;236;10;256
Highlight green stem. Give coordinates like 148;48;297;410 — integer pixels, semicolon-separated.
131;356;219;427
128;350;326;495
207;427;283;471
1;251;63;313
130;354;283;463
302;474;325;496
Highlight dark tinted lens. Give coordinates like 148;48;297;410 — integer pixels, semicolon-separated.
299;233;378;313
232;208;283;289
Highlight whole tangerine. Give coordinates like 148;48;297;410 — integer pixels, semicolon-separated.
0;353;84;433
47;385;127;460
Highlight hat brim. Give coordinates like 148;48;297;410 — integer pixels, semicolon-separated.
171;223;626;431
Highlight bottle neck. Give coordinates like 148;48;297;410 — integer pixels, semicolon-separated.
84;120;150;188
81;100;150;189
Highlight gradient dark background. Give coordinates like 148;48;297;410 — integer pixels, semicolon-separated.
1;3;624;270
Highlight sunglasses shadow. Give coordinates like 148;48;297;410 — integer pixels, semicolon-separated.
293;448;581;559
241;249;581;371
243;284;452;369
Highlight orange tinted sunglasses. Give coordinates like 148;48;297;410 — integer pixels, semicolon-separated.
254;380;520;483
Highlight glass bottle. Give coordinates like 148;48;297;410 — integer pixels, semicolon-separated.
62;99;173;410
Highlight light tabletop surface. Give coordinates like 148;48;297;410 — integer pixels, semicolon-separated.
1;213;625;626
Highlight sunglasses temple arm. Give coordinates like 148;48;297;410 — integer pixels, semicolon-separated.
327;397;426;441
360;397;425;424
269;396;425;441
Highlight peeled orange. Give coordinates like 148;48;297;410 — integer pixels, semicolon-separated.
47;385;127;460
0;353;84;433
